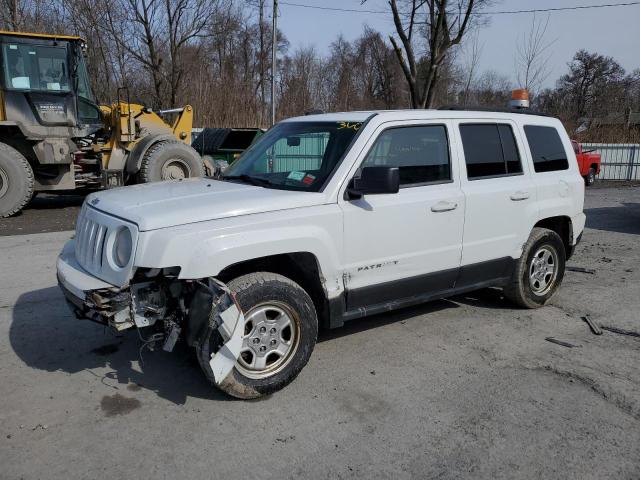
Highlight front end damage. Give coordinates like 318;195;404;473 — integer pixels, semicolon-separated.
57;243;245;385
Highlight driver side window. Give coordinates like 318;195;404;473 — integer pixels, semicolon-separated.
361;125;451;187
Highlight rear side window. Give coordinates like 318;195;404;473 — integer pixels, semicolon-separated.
459;124;523;179
361;125;451;186
524;125;569;172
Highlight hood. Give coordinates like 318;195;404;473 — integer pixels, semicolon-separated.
86;178;327;231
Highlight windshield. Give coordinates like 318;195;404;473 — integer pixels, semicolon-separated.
223;121;362;192
3;43;71;92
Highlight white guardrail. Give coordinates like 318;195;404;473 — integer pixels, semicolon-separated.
581;143;640;181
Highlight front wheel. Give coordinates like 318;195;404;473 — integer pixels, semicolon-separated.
0;143;34;217
197;272;318;399
584;167;596;186
138;140;204;183
503;227;566;308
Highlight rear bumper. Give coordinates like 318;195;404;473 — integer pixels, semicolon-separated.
566;212;586;259
572;213;586;245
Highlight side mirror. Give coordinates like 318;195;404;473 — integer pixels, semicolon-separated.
346;166;400;200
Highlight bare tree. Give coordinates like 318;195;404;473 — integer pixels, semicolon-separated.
379;0;487;108
472;69;512;107
99;0;220;108
460;30;482;105
0;0;62;32
515;13;554;95
0;0;23;29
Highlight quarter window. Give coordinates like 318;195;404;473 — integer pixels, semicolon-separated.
459;123;523;179
361;125;451;186
524;125;569;172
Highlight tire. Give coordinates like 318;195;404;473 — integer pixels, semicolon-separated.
197;272;318;399
503;227;566;309
584;167;596;186
138;140;204;183
0;143;34;217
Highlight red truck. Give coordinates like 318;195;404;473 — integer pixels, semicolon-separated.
572;140;601;186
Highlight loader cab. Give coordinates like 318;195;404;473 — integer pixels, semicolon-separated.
0;31;102;133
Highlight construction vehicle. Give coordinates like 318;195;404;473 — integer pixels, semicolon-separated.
191;127;264;176
0;31;203;217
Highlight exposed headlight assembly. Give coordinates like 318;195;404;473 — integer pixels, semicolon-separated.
113;227;133;268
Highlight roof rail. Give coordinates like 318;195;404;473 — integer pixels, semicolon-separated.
437;105;554;118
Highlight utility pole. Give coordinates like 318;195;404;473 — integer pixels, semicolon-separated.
271;0;278;126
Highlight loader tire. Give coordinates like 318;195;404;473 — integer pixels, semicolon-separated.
138;140;204;183
0;143;34;217
197;272;318;400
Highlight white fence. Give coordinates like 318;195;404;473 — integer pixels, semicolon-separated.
581;143;640;181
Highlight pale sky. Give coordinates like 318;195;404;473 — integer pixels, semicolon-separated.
275;0;640;89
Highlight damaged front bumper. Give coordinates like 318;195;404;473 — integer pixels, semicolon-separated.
56;239;245;384
57;240;129;327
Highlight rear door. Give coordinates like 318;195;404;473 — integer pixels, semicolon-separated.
454;120;538;286
340;120;465;311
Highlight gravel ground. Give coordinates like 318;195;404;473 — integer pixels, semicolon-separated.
0;193;85;236
0;186;639;479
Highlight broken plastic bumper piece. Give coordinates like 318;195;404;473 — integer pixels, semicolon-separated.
209;295;245;385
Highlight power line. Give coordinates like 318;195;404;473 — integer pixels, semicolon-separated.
279;1;640;16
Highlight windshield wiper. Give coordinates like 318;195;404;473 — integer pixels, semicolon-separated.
221;174;274;188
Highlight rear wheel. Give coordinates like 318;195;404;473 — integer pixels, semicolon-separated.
138;140;204;183
584;167;596;186
197;272;318;399
503;227;566;308
0;143;34;217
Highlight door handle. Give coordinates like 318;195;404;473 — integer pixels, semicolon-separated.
430;201;458;213
510;191;530;201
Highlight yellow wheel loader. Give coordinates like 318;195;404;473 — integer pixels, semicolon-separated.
0;31;203;217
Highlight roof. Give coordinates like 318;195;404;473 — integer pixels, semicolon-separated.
283;109;559;124
0;30;84;42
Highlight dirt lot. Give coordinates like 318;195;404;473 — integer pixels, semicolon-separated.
0;185;639;479
0;193;84;236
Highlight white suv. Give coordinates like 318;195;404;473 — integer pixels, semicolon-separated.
57;109;585;398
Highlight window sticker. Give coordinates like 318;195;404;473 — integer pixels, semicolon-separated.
287;171;306;181
337;122;362;131
302;174;316;185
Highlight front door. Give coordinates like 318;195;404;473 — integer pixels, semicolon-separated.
340;121;465;311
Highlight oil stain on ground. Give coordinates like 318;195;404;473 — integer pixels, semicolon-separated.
91;343;121;356
100;393;141;417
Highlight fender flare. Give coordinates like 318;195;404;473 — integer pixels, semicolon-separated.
125;133;177;175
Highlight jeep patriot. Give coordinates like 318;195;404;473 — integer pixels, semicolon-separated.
57;109;585;398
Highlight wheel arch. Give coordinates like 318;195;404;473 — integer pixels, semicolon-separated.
124;133;177;175
533;215;574;259
0;126;37;163
217;252;331;329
